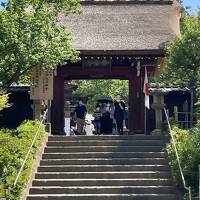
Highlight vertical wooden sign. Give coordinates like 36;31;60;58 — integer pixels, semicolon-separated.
30;66;43;100
42;69;54;100
30;66;53;100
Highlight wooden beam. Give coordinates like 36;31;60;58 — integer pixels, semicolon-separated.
51;76;65;134
128;72;145;134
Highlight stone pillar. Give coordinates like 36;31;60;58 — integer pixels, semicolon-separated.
33;100;46;120
151;89;165;135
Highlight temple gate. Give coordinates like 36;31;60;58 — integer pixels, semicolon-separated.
51;0;181;134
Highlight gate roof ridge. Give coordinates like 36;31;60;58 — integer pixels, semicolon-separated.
80;0;174;5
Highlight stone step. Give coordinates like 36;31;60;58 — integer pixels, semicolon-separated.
40;158;168;166
44;146;164;153
48;135;168;141
27;193;176;200
37;165;171;172
29;186;175;194
46;140;164;147
26;135;175;200
35;171;171;179
32;178;172;187
42;152;166;159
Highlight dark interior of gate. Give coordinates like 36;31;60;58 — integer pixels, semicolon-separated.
51;55;161;135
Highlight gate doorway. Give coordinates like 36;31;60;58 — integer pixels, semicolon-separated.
61;79;129;136
51;55;160;135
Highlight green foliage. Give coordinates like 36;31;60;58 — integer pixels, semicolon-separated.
0;0;80;87
158;16;200;87
0;120;46;200
74;80;128;112
155;15;200;112
0;93;10;111
167;124;200;197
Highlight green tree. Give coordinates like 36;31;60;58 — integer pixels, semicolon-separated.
74;80;128;112
156;13;200;118
159;16;200;87
0;0;80;87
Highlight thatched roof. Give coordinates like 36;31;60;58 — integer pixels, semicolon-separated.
59;0;180;54
80;0;173;5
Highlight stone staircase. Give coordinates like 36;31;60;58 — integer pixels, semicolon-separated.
26;135;178;200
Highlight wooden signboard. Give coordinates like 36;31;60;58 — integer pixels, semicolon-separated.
30;66;54;100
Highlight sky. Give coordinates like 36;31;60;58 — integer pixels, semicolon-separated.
183;0;200;14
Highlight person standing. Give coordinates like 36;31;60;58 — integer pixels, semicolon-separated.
114;95;125;135
93;106;102;134
124;106;129;130
74;99;87;135
101;103;113;134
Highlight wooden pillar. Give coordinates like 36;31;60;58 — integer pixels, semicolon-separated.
129;75;145;134
51;75;65;134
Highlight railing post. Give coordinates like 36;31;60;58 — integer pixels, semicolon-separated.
189;187;192;200
174;106;178;122
190;87;194;128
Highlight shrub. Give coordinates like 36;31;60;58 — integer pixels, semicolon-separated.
0;93;11;111
0;120;45;200
167;122;200;198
